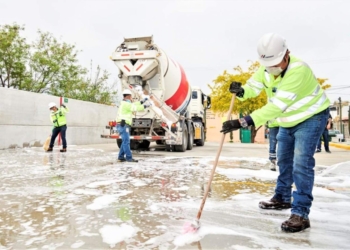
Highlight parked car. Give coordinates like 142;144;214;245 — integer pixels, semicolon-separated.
328;129;344;142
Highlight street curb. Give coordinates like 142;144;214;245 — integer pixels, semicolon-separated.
329;142;350;150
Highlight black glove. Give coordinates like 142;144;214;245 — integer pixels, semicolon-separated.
229;82;244;97
120;120;126;127
140;98;148;104
61;104;66;108
143;104;150;109
220;119;242;134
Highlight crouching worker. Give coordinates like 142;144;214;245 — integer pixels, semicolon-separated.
221;33;330;233
48;102;69;152
116;89;149;163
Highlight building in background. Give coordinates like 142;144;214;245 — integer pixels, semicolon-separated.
330;101;349;140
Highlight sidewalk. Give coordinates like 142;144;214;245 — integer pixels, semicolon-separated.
329;140;350;150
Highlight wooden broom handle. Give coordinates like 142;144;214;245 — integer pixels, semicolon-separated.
196;93;236;220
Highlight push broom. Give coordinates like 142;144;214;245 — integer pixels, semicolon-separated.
184;93;236;233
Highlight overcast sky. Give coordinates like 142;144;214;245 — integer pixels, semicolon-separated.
1;0;350;104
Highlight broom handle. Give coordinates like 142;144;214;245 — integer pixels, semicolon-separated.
196;93;236;220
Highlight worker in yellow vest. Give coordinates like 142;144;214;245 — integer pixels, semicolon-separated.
221;33;330;233
116;89;149;162
47;102;69;152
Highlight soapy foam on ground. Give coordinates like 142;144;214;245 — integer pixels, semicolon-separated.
1;149;350;249
99;224;137;247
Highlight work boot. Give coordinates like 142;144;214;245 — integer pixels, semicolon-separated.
326;150;331;153
118;158;126;162
47;148;53;152
281;214;310;233
60;148;67;153
127;159;138;163
315;149;321;153
259;198;291;210
270;159;277;171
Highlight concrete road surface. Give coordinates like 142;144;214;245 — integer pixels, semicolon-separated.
0;142;349;249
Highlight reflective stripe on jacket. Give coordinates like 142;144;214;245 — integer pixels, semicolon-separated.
50;106;69;127
238;55;330;128
117;100;145;125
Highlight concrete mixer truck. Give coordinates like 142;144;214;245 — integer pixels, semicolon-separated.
101;36;211;152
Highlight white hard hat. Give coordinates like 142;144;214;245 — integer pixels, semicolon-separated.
257;33;288;67
122;89;132;95
48;102;56;109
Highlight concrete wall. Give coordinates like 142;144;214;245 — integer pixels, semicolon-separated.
0;88;118;150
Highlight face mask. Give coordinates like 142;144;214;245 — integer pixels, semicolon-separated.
266;66;283;76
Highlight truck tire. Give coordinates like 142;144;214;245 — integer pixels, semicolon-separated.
165;144;174;151
156;140;164;145
187;124;193;150
117;139;122;148
140;140;150;149
175;123;188;152
130;140;140;150
196;127;205;146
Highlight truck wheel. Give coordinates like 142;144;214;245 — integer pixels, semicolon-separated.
130;140;140;150
196;128;205;146
187;125;193;150
117;139;122;148
140;140;150;149
175;123;188;152
156;140;164;145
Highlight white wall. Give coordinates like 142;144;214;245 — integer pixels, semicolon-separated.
0;88;118;149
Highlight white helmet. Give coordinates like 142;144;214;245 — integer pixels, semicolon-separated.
122;89;132;95
257;33;288;67
48;102;56;109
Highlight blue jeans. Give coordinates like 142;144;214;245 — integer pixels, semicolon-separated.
50;125;67;148
269;127;279;161
274;108;329;219
117;124;133;161
317;128;329;151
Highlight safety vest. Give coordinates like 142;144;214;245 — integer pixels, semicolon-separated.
50;106;69;127
117;100;145;125
239;55;330;128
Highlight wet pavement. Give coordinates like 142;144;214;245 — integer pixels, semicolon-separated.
0;142;350;249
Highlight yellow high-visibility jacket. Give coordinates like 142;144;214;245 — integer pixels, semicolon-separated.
239;55;330;128
117;100;145;125
50;106;69;128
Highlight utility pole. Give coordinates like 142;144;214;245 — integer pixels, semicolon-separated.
338;97;343;135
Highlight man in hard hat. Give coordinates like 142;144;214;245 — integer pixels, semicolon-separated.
220;33;330;233
116;89;149;163
48;102;69;152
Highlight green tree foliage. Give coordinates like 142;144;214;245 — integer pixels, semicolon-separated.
0;24;30;88
0;23;116;105
68;65;117;104
25;31;87;95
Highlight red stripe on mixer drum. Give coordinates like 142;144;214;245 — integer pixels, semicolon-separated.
165;64;189;111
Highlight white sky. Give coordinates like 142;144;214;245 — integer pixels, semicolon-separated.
1;0;350;103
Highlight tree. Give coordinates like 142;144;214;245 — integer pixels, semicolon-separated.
68;64;117;104
209;61;266;142
0;24;30;88
317;78;331;90
0;24;116;105
24;31;87;94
